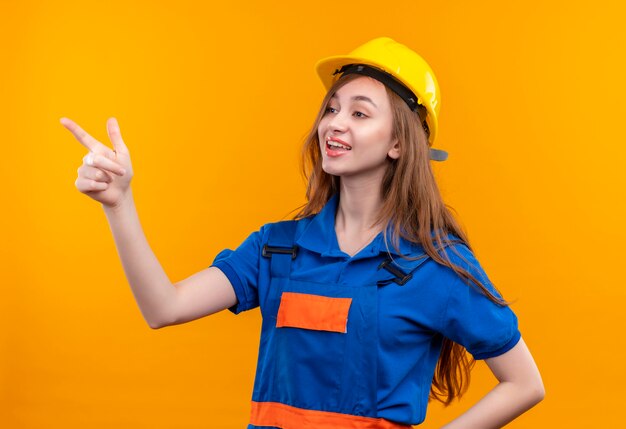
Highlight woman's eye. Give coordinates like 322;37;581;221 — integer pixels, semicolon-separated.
323;107;366;118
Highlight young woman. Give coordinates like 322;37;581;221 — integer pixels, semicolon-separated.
61;37;544;429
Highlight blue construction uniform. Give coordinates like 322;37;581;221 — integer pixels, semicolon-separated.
211;194;521;428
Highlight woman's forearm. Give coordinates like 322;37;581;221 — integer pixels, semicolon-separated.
102;187;177;328
441;380;545;429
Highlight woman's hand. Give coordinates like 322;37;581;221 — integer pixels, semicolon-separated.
61;117;133;209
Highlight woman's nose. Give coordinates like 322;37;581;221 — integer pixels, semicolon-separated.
327;111;348;133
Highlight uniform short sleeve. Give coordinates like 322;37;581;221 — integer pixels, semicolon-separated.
438;244;521;360
210;226;266;315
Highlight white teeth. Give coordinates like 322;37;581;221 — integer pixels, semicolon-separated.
327;140;351;150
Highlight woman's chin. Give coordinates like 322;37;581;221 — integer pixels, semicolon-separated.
321;164;346;177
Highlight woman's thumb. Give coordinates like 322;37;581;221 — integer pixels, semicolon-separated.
106;117;128;154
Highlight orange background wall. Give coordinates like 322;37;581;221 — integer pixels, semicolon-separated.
1;0;625;428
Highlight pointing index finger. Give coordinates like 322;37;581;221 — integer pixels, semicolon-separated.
60;117;106;152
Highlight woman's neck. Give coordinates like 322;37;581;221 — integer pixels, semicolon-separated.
335;175;384;234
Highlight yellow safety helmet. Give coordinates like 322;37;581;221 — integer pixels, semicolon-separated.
315;37;447;161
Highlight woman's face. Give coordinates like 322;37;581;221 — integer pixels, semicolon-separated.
317;75;399;181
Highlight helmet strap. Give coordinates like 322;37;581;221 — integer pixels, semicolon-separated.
334;64;430;138
333;63;447;161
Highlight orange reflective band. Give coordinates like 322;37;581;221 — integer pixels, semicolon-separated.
250;401;412;429
276;292;352;333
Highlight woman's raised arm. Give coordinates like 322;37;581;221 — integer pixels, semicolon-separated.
61;117;237;329
101;188;237;328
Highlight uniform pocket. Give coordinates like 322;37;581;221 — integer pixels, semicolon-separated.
276;292;352;333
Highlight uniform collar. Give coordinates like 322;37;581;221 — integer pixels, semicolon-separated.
296;193;344;257
295;193;429;259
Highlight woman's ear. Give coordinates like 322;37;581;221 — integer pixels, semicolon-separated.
387;138;401;160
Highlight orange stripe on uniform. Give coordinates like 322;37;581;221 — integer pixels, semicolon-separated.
276;292;352;333
250;401;413;429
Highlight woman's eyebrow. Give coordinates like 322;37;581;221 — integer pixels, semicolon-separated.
330;94;378;109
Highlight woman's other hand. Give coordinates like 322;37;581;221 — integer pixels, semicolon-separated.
61;117;133;209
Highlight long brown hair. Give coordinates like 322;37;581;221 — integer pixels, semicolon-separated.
295;73;511;405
